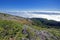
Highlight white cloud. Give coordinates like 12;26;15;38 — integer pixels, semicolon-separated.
30;14;60;21
5;10;60;21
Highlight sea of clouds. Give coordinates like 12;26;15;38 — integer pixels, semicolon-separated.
5;11;60;21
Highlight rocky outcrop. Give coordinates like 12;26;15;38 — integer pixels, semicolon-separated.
22;25;59;40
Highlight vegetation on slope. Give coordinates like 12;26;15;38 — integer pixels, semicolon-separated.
30;18;60;28
0;20;23;40
0;13;60;40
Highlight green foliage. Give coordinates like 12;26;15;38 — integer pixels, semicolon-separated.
47;29;60;39
0;20;23;40
0;13;60;40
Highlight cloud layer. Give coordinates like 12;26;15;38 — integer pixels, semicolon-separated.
5;11;60;21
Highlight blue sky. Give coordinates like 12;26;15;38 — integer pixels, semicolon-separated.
0;0;60;21
0;0;60;11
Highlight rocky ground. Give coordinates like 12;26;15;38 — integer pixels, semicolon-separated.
21;25;59;40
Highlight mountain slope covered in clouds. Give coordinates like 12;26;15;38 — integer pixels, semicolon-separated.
0;13;60;40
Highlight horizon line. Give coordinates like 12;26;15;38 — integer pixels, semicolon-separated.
6;10;60;13
0;10;60;13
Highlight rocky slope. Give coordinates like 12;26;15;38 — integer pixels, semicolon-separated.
22;25;59;40
0;13;60;40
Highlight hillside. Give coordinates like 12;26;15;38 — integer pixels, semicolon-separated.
0;13;60;40
0;13;32;25
30;18;60;28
